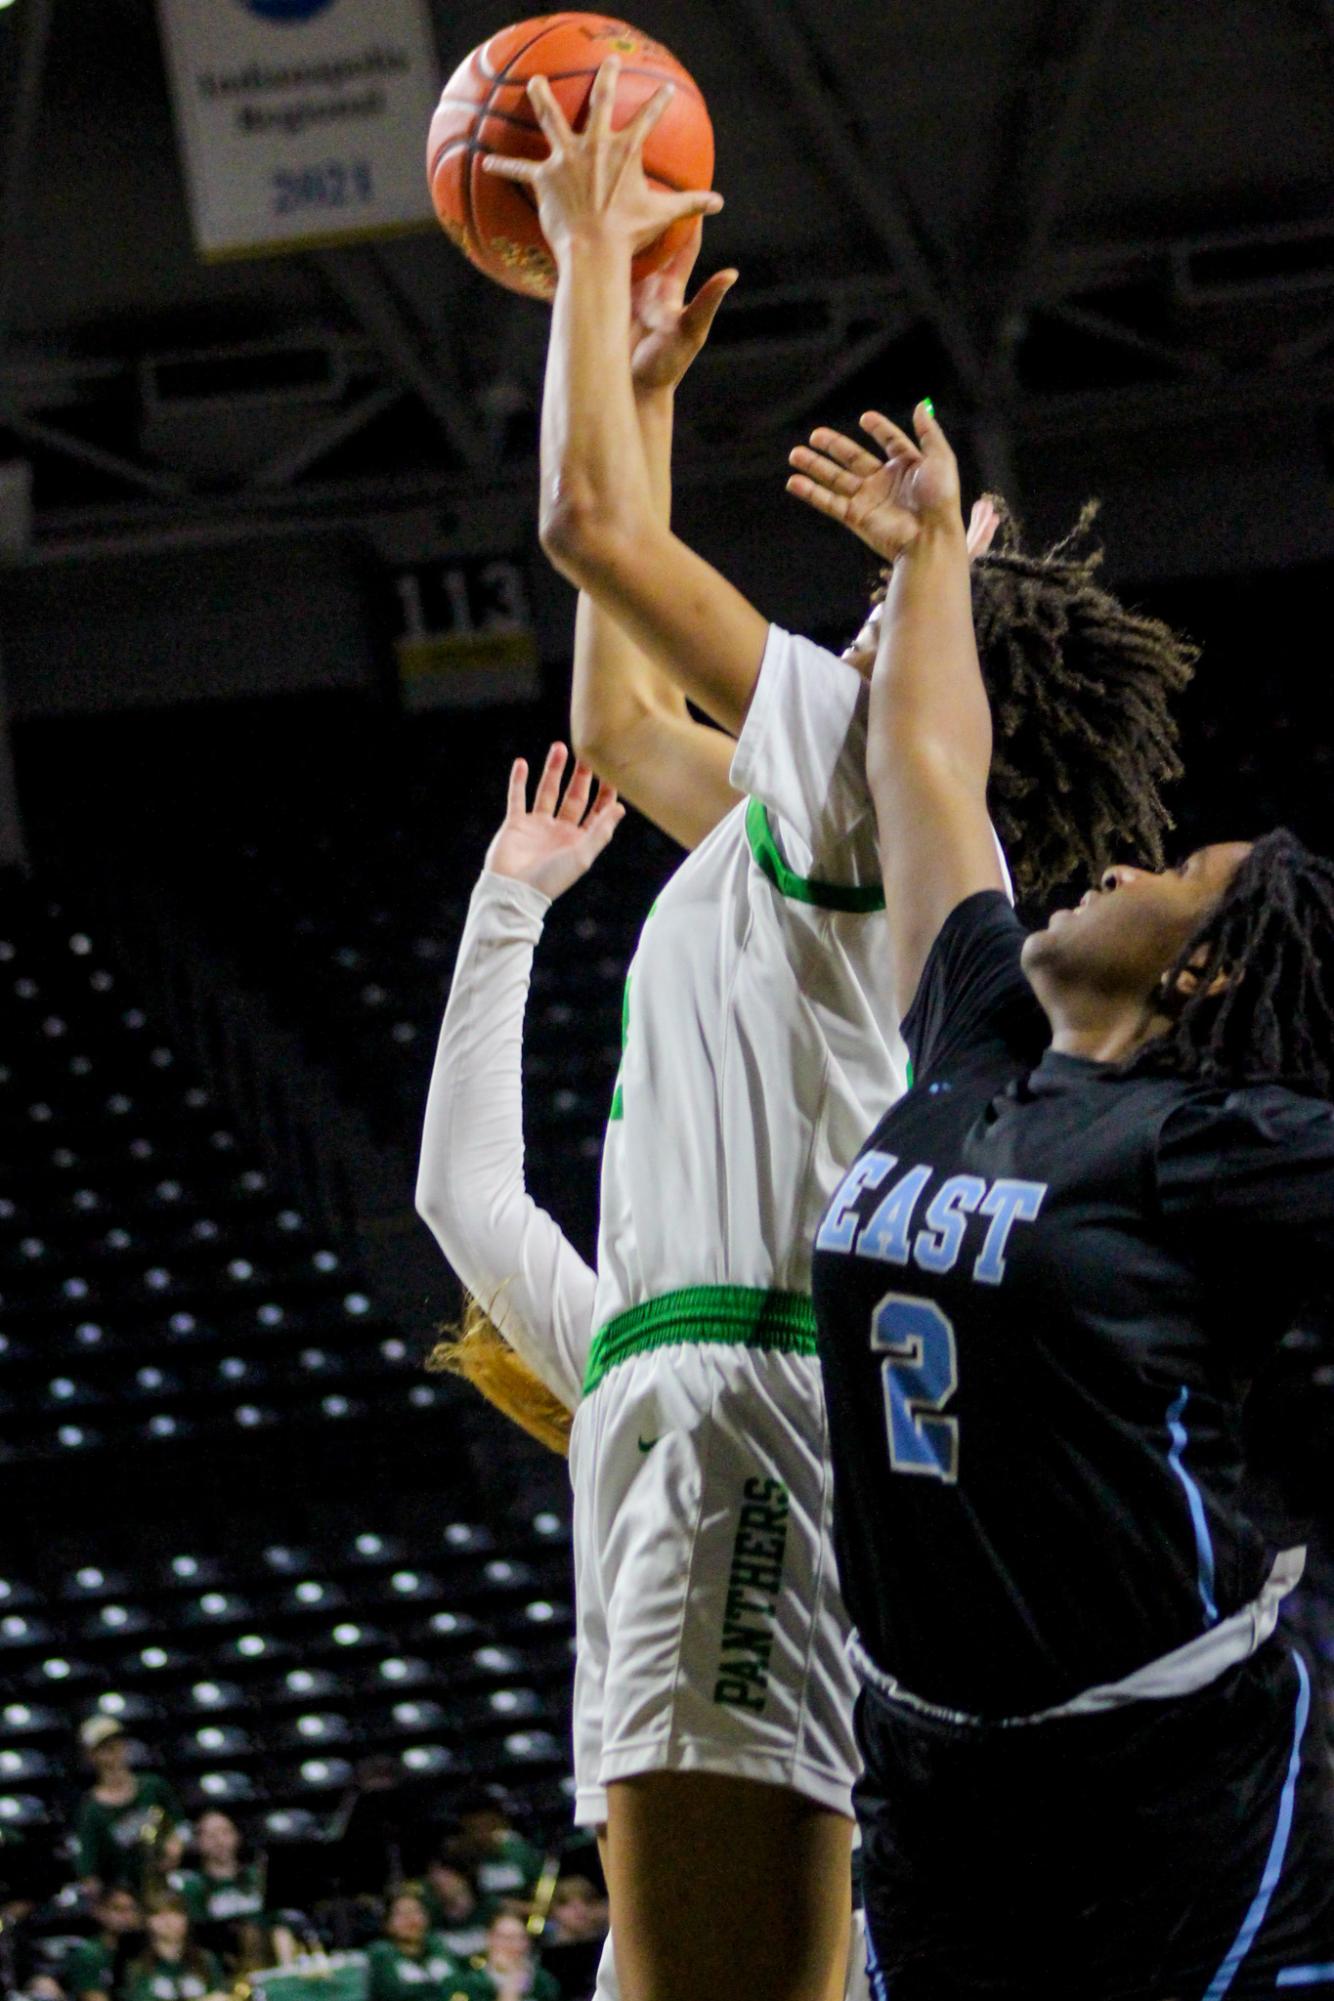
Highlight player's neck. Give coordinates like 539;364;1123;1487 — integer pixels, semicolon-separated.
1039;980;1172;1065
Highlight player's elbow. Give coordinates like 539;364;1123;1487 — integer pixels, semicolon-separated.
570;697;659;786
568;717;621;784
540;489;644;595
414;1172;457;1250
539;484;606;575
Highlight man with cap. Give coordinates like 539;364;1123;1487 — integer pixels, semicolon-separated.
75;1719;187;1903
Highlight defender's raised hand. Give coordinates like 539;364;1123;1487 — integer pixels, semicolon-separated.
485;744;624;902
481;57;722;261
629;226;737;397
786;404;985;563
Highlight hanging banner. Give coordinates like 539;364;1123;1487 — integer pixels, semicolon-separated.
155;0;440;260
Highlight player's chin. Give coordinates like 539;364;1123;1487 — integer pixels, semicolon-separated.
1020;913;1074;975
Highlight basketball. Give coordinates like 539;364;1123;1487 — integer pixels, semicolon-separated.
427;14;715;301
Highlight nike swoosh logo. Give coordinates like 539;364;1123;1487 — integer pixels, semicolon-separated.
637;1435;659;1454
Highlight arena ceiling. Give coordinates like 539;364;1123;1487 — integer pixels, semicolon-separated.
0;0;1332;566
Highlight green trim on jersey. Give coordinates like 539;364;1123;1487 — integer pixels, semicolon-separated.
608;897;658;1124
584;1285;818;1395
745;799;886;914
608;965;632;1123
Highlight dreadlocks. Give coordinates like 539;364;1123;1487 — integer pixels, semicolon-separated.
1129;828;1334;1099
876;502;1197;902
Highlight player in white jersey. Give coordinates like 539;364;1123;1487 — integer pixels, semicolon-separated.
468;59;1194;2001
418;745;879;2001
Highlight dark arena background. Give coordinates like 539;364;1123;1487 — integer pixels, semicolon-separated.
0;1;1332;1997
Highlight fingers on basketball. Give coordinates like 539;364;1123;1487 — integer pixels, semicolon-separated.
430;24;716;299
587;56;622;133
526;73;571;146
480;151;540;183
622;78;676;152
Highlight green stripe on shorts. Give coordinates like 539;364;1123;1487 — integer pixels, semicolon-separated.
583;1285;818;1397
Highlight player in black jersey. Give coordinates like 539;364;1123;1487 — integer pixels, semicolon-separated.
788;405;1334;1998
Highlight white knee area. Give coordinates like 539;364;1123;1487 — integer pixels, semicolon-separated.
593;1931;621;2001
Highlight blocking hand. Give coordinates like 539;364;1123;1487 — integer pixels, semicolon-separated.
630;226;737;396
786;403;984;562
485;744;624;902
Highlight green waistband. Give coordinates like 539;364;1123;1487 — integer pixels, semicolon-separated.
583;1285;818;1396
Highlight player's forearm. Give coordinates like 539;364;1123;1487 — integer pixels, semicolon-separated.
571;387;687;764
869;523;1000;1012
637;383;675;523
868;522;990;815
539;232;656;570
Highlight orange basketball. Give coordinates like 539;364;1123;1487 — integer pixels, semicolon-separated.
427;14;714;301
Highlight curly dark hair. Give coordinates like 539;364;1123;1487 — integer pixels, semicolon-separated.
875;502;1197;901
1127;828;1334;1098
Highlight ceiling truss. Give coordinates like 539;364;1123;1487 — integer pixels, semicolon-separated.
0;0;1331;560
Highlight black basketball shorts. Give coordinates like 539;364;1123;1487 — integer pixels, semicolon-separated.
854;1637;1334;2000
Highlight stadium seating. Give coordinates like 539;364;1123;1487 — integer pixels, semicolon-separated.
0;1509;576;1840
0;873;442;1464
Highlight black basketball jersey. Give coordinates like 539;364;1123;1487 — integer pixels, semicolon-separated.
811;890;1334;1719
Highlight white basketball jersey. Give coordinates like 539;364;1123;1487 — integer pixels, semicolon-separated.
592;625;910;1336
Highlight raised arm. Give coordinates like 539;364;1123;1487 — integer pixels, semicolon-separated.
483;61;770;738
787;405;1004;1017
415;747;622;1410
570;236;741;849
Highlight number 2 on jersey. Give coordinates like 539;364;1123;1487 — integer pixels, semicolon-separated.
872;1292;959;1483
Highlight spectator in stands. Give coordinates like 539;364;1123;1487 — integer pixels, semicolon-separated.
455;1913;559;2001
62;1886;143;2001
174;1814;265;1974
75;1722;187;1903
365;1892;460;2001
539;1879;608;2001
121;1898;223;2001
419;1859;492;1962
544;1880;606;1947
447;1799;542;1904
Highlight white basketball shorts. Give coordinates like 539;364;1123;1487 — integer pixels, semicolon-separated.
568;1292;860;1827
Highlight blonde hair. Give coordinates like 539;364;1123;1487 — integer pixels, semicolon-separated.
428;1296;573;1457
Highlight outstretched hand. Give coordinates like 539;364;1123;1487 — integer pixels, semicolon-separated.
786;403;981;563
630;227;737;396
485;744;624;902
481;57;723;261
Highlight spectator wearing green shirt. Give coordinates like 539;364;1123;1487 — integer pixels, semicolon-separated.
365;1893;464;2001
176;1814;263;1928
449;1801;542;1906
451;1913;559;2001
418;1861;493;1964
75;1721;187;1901
174;1813;266;1977
120;1899;223;2001
63;1885;143;2001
